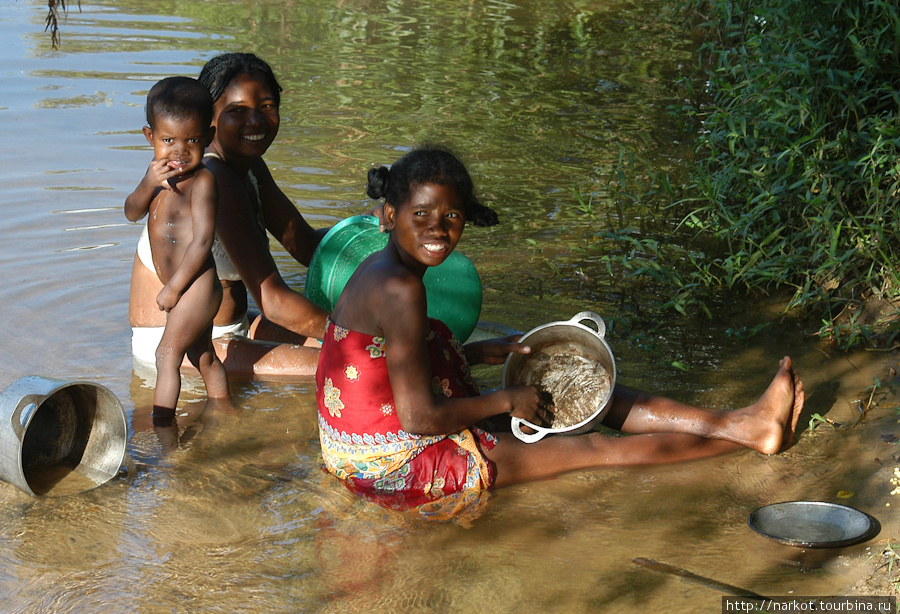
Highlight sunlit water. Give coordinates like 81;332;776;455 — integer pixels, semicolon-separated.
1;1;898;612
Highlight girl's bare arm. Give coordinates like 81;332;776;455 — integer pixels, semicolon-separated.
124;159;170;222
380;273;545;435
464;335;531;365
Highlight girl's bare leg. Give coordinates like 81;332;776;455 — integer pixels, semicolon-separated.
156;269;223;408
153;339;183;413
486;431;742;488
602;357;804;453
484;357;804;488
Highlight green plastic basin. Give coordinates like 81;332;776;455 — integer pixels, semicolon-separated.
305;215;482;341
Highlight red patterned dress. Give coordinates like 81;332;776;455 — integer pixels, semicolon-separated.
316;318;498;521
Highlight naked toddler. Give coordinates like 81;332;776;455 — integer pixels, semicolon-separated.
125;76;230;421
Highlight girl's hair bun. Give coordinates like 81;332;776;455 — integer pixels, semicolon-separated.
366;166;390;200
365;146;500;227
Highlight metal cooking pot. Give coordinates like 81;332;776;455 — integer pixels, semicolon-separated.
502;311;617;443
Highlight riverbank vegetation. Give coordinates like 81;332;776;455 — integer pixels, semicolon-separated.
595;0;900;349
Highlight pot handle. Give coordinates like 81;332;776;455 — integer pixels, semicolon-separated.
11;395;44;438
569;311;606;338
511;417;553;444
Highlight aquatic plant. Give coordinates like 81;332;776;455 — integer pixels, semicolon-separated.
807;413;836;433
589;0;900;350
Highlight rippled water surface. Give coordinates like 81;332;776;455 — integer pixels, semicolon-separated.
1;1;898;612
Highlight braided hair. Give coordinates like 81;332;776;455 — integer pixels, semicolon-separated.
367;146;499;226
198;53;283;105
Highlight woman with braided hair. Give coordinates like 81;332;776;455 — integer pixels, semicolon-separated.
128;53;329;376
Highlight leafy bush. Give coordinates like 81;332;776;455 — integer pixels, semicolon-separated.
599;0;900;348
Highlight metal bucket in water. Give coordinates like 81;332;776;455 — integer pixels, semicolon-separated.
0;376;128;496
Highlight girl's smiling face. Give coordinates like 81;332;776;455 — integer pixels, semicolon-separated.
211;72;280;161
143;113;212;177
384;182;466;276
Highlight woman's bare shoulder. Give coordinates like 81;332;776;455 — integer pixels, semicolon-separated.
203;157;242;189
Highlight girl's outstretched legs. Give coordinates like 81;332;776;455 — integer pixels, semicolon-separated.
483;357;804;489
603;357;803;453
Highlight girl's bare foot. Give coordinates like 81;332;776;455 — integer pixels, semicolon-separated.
724;357;805;455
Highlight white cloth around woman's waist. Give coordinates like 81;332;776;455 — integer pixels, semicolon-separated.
131;315;250;366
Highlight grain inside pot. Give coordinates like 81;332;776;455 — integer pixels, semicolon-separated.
516;347;612;428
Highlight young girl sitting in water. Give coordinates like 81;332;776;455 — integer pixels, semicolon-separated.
316;146;805;521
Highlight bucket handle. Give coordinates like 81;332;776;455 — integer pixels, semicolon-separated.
568;311;606;338
120;452;137;479
11;394;44;438
510;417;554;444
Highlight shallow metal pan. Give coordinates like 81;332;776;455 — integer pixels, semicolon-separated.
748;501;877;548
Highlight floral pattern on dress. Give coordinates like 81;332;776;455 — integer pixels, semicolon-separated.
432;376;452;397
425;477;446;498
367;337;386;359
323;377;344;418
316;318;494;523
332;324;349;342
374;464;410;494
451;335;464;352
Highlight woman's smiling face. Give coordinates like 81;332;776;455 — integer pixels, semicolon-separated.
211;72;280;161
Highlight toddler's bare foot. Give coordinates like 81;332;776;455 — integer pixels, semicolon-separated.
726;357;805;455
207;396;241;415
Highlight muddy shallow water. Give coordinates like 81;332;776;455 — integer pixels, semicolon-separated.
1;1;899;612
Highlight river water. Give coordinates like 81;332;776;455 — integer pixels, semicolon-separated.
1;0;898;612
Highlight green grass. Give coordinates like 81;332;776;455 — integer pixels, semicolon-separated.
586;0;900;350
